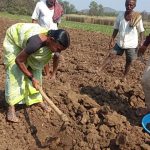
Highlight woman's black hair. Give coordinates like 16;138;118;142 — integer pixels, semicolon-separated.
47;29;70;48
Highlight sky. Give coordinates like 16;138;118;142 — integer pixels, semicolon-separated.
68;0;149;12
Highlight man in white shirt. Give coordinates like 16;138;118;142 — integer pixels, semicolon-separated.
31;0;64;80
100;0;144;79
32;0;58;30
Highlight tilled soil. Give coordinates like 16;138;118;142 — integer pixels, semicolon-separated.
0;18;150;150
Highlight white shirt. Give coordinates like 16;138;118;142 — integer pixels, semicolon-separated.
114;12;145;49
31;0;58;30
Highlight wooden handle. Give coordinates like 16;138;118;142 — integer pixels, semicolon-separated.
38;86;69;122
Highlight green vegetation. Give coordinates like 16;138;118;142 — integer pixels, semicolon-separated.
0;12;150;36
0;0;78;15
63;14;150;36
60;20;113;35
0;0;36;15
0;12;113;35
145;28;150;36
0;12;30;22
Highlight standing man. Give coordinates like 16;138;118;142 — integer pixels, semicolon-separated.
32;0;63;29
99;0;144;80
32;0;64;79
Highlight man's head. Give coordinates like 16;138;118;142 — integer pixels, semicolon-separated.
125;0;136;12
47;29;70;53
46;0;55;8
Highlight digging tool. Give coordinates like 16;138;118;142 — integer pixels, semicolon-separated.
138;54;146;65
98;49;113;72
137;47;146;65
38;85;69;128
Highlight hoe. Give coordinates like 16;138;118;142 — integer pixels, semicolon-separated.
38;85;70;129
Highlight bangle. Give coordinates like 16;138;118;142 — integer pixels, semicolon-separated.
28;74;33;81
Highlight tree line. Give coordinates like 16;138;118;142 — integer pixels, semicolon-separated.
0;0;115;16
0;0;36;15
0;0;77;16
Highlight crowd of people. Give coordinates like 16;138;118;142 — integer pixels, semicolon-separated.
2;0;150;123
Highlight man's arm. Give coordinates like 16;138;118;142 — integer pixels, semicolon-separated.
109;29;118;49
137;18;145;46
138;34;150;55
32;19;38;23
31;2;40;23
139;31;144;47
51;53;60;80
109;13;120;49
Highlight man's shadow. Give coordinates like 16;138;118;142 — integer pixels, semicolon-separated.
0;90;7;113
80;85;140;126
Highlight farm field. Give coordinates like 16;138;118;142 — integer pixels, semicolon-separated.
0;17;150;150
0;12;150;36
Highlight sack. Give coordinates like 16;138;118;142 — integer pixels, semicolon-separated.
53;2;64;23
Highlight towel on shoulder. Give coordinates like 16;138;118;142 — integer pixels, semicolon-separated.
53;1;64;23
129;11;142;27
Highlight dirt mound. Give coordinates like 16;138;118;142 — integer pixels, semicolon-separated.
0;18;150;150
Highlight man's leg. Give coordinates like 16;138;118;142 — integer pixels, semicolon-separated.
124;48;137;78
124;61;132;77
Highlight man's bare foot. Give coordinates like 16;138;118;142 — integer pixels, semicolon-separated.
7;106;19;123
136;108;149;117
38;102;51;113
121;75;127;83
59;55;65;63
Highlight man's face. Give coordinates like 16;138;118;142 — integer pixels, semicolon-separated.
46;0;55;8
125;0;136;12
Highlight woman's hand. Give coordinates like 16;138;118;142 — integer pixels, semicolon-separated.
44;70;56;81
32;77;40;90
49;72;56;81
46;72;56;81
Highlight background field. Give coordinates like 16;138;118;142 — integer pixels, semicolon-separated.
0;13;150;150
1;12;150;36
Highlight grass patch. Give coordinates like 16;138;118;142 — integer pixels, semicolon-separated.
0;12;30;22
0;12;149;36
60;20;113;35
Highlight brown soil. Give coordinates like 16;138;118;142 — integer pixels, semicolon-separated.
0;18;150;150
